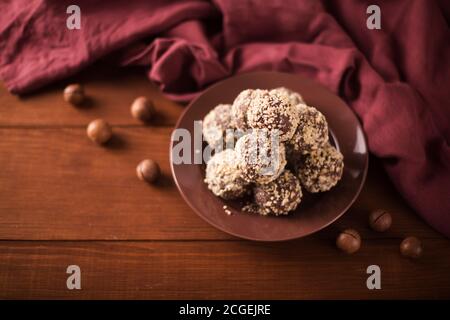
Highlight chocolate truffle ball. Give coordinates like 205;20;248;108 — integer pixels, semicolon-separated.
204;149;250;199
270;87;304;106
287;105;329;155
203;104;237;149
254;170;302;216
231;89;263;131
235;130;287;184
296;143;344;193
247;90;299;142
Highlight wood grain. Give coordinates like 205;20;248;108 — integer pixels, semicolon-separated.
1;64;448;300
1;240;449;299
0;127;229;240
0;127;442;240
0;66;183;127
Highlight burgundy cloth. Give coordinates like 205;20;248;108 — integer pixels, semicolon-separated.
1;0;449;236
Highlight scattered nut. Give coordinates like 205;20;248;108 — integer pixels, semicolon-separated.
400;236;423;259
136;159;160;183
131;96;155;122
64;84;85;105
86;119;112;144
369;209;392;232
336;229;361;254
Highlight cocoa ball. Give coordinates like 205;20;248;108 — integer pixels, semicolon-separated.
247;90;300;141
296;143;344;193
86;119;112;144
287;105;328;155
131;96;155;122
204;149;250;199
369;209;392;232
235;129;287;184
136;159;160;183
254;170;302;216
336;229;361;254
270;87;304;106
64;84;84;105
400;236;423;259
231;89;264;131
203;104;237;149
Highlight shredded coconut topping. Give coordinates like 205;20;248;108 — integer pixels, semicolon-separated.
287;105;329;154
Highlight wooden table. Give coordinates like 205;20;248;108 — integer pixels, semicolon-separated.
1;64;449;299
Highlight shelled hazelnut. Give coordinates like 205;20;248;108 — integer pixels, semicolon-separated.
136;159;160;183
400;236;423;259
131;96;155;122
64;84;85;105
369;209;392;232
336;229;361;254
86;119;112;144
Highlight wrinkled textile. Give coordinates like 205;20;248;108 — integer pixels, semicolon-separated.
1;0;449;236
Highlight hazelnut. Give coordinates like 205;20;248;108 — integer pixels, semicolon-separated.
136;159;160;183
400;236;423;259
369;209;392;232
86;119;112;144
64;84;85;105
336;229;361;254
131;97;155;122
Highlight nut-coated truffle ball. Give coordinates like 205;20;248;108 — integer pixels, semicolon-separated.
247;90;299;142
204;149;250;199
64;84;84;105
203;104;237;149
296;143;344;193
235;130;287;185
287;105;328;155
131;96;155;122
270;87;304;106
86;119;112;144
254;170;302;216
231;89;264;131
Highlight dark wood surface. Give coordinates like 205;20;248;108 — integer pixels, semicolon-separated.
1;65;449;299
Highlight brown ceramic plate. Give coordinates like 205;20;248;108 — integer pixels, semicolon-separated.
170;72;368;241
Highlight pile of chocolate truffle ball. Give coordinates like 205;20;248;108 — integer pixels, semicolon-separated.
64;83;161;184
203;87;344;216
